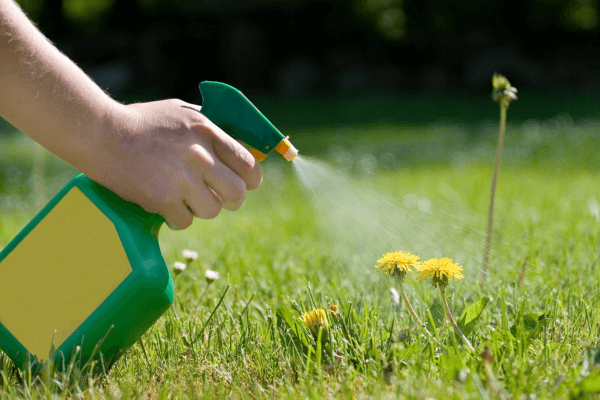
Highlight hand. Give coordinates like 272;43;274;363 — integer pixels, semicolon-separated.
93;99;262;230
0;0;261;229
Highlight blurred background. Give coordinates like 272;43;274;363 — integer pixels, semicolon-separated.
5;0;600;106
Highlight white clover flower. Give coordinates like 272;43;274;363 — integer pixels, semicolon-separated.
205;270;220;284
173;261;187;275
390;287;400;305
182;249;198;263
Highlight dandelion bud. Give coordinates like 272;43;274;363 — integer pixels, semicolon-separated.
328;303;338;316
173;261;187;275
182;249;198;263
492;73;518;107
204;270;219;284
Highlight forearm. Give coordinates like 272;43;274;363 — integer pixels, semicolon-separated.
0;0;121;177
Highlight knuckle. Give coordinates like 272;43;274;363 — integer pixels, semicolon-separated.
190;144;216;169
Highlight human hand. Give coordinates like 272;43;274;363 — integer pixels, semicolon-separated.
92;99;262;230
0;0;261;229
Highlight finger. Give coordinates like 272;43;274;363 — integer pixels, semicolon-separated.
163;201;194;230
184;179;223;219
203;162;247;212
197;115;263;190
214;140;263;190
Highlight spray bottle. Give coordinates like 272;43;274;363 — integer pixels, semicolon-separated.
0;82;298;373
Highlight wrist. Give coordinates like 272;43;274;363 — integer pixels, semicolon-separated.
80;99;131;185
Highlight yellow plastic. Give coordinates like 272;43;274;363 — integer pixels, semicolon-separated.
248;148;267;161
0;187;132;361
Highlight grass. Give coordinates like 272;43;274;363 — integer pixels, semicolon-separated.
1;97;600;399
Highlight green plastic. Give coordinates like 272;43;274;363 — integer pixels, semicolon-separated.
0;81;285;373
199;81;286;154
0;174;172;373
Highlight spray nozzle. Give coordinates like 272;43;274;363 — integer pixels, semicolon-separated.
275;136;299;161
199;81;299;162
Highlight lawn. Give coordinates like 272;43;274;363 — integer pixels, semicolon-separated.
1;94;600;399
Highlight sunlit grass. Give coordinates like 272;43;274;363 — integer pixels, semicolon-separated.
1;114;600;398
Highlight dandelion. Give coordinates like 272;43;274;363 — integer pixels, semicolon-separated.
328;303;338;316
182;249;198;264
375;251;419;279
480;73;518;288
416;257;464;288
417;258;474;351
300;308;329;336
173;261;187;275
205;270;219;284
376;251;438;345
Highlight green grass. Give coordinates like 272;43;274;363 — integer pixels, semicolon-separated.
1;102;600;399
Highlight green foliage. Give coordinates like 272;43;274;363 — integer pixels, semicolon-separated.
275;306;310;351
15;0;44;22
426;298;445;332
355;0;406;40
61;0;117;35
561;0;599;31
1;102;600;398
458;296;491;336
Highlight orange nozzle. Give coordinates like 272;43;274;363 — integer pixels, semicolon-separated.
274;136;299;161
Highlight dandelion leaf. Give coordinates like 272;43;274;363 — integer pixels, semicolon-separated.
457;296;491;336
510;313;551;340
522;313;539;331
425;299;445;331
276;306;310;349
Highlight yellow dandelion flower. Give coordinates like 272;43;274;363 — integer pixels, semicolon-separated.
416;257;464;287
300;308;329;336
328;303;338;316
375;251;420;277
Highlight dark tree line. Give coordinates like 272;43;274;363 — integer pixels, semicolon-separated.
15;0;600;101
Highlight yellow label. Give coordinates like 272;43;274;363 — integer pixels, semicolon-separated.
0;187;132;361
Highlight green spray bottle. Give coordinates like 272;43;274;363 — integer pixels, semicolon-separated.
0;82;298;373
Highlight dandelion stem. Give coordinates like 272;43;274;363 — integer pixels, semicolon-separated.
517;257;529;291
480;102;507;289
439;286;474;351
395;276;439;345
